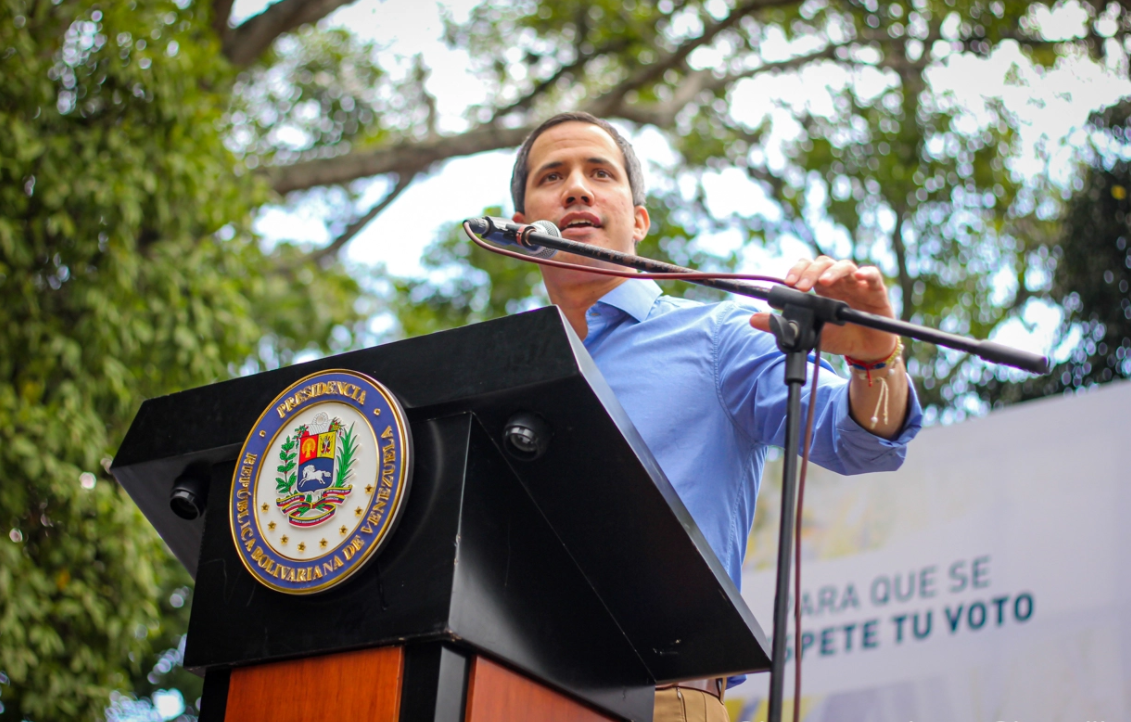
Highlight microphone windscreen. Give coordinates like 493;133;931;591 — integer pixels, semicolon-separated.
530;220;561;237
525;220;560;259
464;217;490;236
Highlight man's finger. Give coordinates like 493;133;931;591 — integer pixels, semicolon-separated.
795;255;837;291
817;259;860;286
853;265;886;290
784;259;811;286
749;312;771;333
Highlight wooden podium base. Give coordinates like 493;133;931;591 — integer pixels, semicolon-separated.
212;645;622;722
465;655;616;722
225;646;403;722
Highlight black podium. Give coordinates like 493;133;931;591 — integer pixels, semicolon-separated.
112;307;770;721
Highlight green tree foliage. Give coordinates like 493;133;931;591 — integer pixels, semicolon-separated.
979;101;1131;403
207;0;1130;420
191;0;1131;420
379;0;1075;417
228;25;387;168
0;1;366;718
390;211;550;337
737;0;1048;414
1051;161;1131;386
428;0;1126;416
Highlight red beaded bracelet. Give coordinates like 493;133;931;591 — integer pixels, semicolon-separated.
845;339;904;387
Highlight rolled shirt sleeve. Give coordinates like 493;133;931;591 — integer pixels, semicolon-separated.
713;300;923;475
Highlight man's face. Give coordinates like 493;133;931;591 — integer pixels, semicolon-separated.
513;121;649;258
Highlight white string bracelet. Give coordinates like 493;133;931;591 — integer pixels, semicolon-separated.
845;339;904;429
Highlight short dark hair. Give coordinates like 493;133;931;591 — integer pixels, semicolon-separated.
510;112;646;214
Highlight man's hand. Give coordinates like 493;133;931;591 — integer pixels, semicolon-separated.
749;256;898;362
750;256;910;439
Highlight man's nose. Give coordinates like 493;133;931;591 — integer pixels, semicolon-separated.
563;171;592;206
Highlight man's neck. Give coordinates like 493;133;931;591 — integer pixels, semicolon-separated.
545;275;627;340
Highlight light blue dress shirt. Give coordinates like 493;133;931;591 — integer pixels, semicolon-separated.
580;278;923;590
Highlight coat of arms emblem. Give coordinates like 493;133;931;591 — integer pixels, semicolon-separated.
275;412;356;527
229;369;412;594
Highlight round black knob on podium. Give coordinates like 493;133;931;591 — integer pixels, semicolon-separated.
170;470;210;520
502;412;551;460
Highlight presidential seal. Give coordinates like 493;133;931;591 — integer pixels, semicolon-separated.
229;369;412;594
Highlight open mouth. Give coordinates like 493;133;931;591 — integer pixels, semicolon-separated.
560;213;602;231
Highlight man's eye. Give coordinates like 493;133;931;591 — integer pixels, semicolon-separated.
595;169;611;178
543;172;561;183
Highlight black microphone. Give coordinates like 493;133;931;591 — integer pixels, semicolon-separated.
464;216;560;259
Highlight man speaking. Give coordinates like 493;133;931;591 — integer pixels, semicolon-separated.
507;112;923;722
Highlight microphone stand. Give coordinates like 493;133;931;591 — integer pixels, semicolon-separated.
476;223;1049;722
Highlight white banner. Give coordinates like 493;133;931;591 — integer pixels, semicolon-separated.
728;381;1131;722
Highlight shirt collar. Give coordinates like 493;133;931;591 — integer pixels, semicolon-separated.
595;278;662;323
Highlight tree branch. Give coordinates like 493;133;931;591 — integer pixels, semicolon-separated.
267;8;1073;199
604;69;714;126
212;0;235;38
586;0;803;116
270;124;534;195
890;203;914;323
270;43;843;197
303;173;417;266
490;37;634;122
743;164;830;257
222;0;358;67
412;57;440;140
612;21;1062;128
610;44;843;127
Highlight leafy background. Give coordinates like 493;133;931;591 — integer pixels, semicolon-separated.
2;0;1130;719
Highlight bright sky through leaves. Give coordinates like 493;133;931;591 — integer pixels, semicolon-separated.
239;0;1130;358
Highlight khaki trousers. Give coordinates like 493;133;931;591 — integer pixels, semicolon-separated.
653;687;730;722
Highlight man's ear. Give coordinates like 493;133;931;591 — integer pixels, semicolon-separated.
632;205;651;243
512;211;526;224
